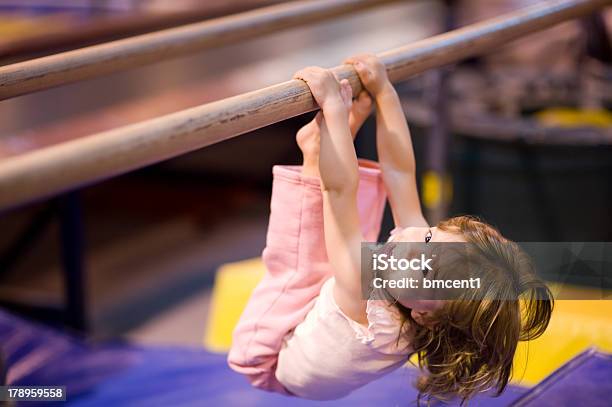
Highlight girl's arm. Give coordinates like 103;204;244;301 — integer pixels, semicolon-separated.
294;67;367;324
346;54;428;228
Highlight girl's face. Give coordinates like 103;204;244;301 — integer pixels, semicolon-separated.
387;226;466;324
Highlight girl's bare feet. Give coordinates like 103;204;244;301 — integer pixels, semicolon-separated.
297;87;372;178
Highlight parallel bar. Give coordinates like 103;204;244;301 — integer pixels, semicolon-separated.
0;0;399;100
0;0;609;211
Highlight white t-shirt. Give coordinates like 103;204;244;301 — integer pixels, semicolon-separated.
275;278;412;400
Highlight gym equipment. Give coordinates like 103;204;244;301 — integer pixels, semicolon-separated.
0;0;400;100
0;0;609;211
0;309;527;406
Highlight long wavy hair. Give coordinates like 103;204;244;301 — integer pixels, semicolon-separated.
394;216;553;405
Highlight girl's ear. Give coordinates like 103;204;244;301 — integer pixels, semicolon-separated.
411;309;437;328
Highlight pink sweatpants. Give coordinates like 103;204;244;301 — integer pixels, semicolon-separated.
227;160;387;394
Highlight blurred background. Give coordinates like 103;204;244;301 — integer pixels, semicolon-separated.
0;0;610;349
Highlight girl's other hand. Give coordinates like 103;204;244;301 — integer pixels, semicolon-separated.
296;89;370;165
294;67;351;113
344;54;391;97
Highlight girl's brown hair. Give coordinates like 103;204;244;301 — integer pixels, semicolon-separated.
396;216;553;405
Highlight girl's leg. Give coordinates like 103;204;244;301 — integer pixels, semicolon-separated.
228;161;385;393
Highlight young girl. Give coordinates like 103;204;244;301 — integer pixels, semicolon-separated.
228;54;553;404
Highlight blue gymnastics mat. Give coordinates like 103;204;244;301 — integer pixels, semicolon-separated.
512;348;612;407
4;309;607;407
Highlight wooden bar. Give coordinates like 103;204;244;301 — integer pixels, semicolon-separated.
0;0;399;100
0;0;610;211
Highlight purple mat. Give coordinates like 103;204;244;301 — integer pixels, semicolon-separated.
512;348;612;407
0;309;534;406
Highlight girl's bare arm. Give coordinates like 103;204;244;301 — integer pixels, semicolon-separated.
346;54;428;228
294;67;367;324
